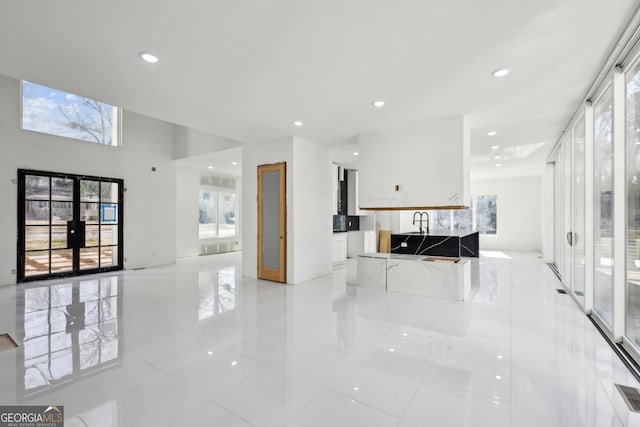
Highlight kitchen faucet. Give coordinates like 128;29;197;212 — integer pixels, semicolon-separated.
412;211;430;235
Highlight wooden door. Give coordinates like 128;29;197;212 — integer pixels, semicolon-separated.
257;162;286;282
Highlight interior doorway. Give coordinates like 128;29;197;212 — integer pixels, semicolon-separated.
257;162;286;282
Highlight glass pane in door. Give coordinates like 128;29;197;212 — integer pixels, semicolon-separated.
25;252;49;277
25;226;49;251
80;247;100;270
573;116;586;301
80;180;100;202
51;177;73;201
101;182;119;203
594;86;614;329
81;202;99;223
51;202;72;224
51;226;68;249
626;60;640;348
262;170;281;270
25;175;49;200
50;249;73;273
25;201;49;225
563;139;572;288
100;247;118;267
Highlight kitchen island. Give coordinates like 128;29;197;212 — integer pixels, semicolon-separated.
357;252;471;301
390;229;479;257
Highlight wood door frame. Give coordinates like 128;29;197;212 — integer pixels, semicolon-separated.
257;162;286;283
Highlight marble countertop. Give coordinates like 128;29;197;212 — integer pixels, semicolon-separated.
391;229;478;237
358;252;469;263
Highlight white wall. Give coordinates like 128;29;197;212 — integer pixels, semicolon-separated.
0;74;176;285
175;166;201;258
173;125;240;160
292;137;333;284
358;116;470;208
471;175;542;252
242;137;333;285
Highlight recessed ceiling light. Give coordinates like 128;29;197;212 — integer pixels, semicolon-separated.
139;52;159;63
353;387;359;391
293;121;303;127
492;68;511;77
495;375;502;380
488;131;497;136
496;163;502;167
491;145;499;150
494;155;501;160
353;151;359;156
231;161;238;166
207;166;213;169
372;100;385;108
389;348;395;352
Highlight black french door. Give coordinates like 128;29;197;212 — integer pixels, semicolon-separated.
17;169;124;282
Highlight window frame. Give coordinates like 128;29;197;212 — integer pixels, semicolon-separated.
198;186;238;240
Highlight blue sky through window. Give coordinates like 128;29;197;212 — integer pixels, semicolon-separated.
22;81;119;146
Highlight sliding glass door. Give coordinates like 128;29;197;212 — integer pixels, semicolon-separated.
572;116;586;302
17;170;123;282
625;58;640;352
562;139;573;288
593;86;614;330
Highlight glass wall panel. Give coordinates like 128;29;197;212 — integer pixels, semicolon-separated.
594;85;614;328
626;59;640;348
573;116;586;301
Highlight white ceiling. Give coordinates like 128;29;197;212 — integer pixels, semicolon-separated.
1;0;637;177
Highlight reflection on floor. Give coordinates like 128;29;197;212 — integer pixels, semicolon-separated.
0;251;638;426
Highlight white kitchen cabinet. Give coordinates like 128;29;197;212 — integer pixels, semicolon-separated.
358;116;470;209
347;230;376;258
333;233;347;263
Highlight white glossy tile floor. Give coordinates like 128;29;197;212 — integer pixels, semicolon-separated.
0;251;639;426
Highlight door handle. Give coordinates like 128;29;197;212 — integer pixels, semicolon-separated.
67;220;75;249
566;232;573;246
572;232;578;246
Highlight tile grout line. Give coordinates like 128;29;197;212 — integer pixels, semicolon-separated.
208;400;256;427
324;386;403;423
